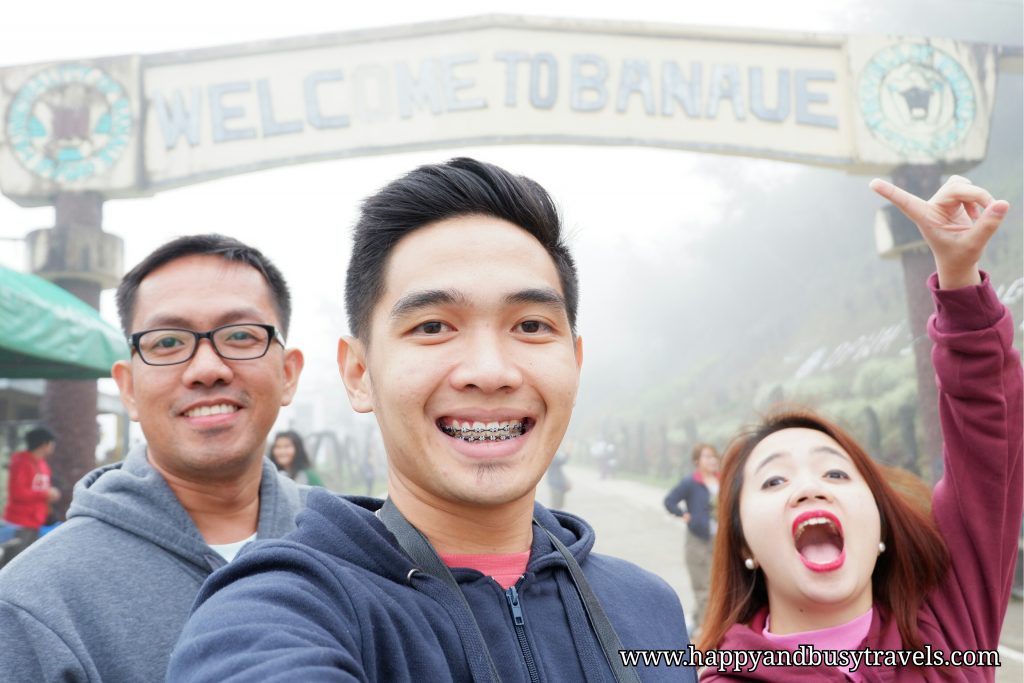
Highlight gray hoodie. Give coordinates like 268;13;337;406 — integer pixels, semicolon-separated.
0;443;307;682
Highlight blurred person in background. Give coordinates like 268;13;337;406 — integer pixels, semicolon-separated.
0;427;60;567
0;235;306;682
270;430;324;486
664;442;720;634
699;177;1021;681
546;450;571;509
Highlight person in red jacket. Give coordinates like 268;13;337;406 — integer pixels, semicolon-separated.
698;176;1021;682
3;427;61;559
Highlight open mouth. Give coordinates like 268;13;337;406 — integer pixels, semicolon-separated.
792;511;845;572
436;417;534;442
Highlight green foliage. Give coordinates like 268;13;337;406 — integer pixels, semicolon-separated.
851;356;913;398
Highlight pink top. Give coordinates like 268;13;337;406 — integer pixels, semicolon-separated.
763;609;873;681
440;551;531;589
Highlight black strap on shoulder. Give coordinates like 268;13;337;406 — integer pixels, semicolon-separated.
378;499;503;683
378;498;464;593
539;525;643;683
377;499;644;683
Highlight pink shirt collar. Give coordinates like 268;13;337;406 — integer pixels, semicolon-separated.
439;551;531;589
763;608;873;679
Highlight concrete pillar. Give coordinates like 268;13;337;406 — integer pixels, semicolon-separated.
891;165;944;483
33;192;110;519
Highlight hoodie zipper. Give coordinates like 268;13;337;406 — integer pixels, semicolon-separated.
504;583;541;683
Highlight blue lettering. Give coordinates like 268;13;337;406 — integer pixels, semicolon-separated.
304;70;350;129
395;60;443;119
209;82;257;143
795;70;837;128
257;79;304;137
352;64;391;123
571;54;608;112
706;64;745;120
749;67;790;122
616;59;655;115
661;62;701;118
152;88;202;149
495;51;530;107
441;54;486;112
530;53;557;109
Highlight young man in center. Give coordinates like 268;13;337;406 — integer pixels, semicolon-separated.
170;158;693;682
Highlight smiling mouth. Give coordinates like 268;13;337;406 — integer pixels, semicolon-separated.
793;512;845;572
437;418;533;442
182;404;239;418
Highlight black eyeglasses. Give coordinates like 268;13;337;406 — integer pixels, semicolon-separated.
128;323;285;366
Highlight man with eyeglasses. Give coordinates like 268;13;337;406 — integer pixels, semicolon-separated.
0;234;305;682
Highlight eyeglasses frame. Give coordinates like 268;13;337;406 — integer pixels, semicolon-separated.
128;323;286;367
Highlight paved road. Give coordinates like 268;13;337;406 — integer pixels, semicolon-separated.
547;465;1023;682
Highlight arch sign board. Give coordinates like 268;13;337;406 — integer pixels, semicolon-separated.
0;15;998;207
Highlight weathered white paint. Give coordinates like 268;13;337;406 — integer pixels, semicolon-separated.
0;16;999;206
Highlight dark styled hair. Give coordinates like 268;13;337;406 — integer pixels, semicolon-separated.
268;430;312;477
345;157;578;339
25;427;56;451
699;408;950;654
691;442;718;464
115;234;291;337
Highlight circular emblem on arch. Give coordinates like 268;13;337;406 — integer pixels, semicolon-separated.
5;64;132;183
858;44;975;158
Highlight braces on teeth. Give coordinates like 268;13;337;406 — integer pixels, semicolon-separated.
440;423;525;441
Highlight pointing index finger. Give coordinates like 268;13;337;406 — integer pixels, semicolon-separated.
869;178;928;223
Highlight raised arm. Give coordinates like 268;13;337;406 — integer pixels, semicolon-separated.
870;175;1007;289
872;175;1022;651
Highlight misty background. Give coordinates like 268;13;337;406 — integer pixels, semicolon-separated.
0;0;1020;490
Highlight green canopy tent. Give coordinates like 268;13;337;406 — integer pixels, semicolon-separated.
0;265;128;379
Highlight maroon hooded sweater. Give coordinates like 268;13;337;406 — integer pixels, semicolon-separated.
703;274;1023;682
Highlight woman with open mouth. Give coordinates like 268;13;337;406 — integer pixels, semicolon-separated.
698;176;1021;682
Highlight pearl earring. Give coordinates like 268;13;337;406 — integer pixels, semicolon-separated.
878;542;886;555
744;558;756;571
